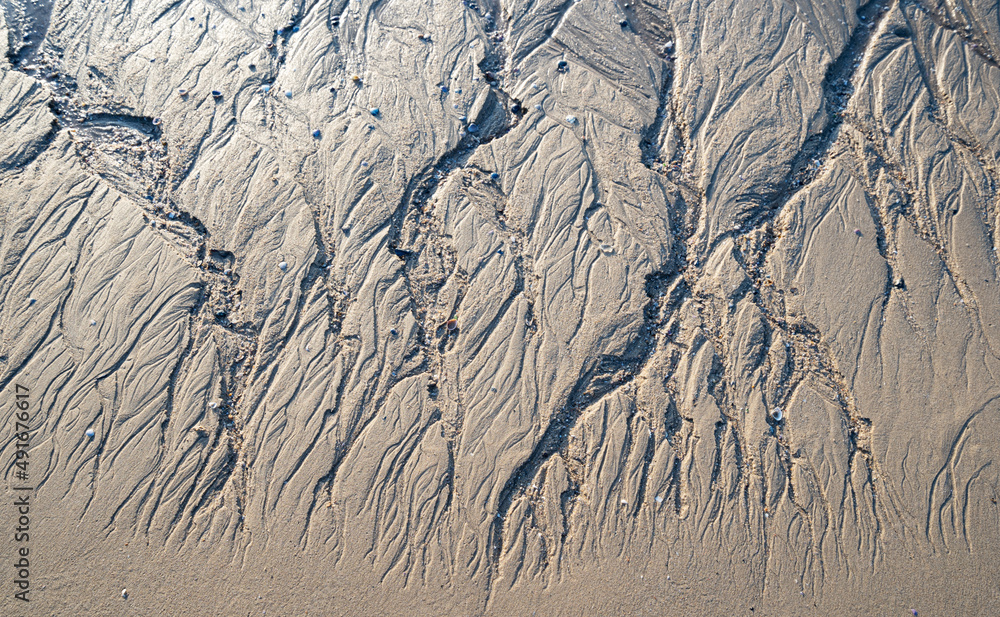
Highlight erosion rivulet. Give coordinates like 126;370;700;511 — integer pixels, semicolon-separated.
2;0;999;614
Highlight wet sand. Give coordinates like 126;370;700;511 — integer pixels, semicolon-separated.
2;0;1000;614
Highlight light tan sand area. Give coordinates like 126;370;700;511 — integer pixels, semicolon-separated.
2;0;1000;614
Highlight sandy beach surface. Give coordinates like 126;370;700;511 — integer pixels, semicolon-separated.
2;0;1000;614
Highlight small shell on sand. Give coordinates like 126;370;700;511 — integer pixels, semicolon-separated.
86;428;95;439
770;407;783;422
278;261;288;271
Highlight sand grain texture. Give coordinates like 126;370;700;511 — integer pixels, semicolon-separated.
2;0;1000;614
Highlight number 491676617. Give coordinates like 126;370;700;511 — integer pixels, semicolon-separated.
13;384;30;470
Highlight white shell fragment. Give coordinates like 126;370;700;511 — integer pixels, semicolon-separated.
770;407;783;422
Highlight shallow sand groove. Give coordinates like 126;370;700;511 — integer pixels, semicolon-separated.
1;0;999;614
